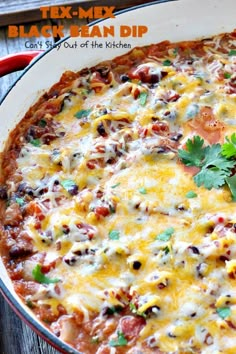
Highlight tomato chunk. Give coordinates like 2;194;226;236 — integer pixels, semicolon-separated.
119;316;146;340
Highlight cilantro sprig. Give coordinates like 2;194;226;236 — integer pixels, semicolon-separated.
178;135;236;199
109;331;128;347
222;133;236;158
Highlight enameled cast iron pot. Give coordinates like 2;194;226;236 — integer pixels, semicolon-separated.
0;0;235;352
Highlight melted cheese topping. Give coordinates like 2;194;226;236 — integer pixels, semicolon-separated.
4;32;236;353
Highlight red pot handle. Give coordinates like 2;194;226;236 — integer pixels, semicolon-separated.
0;51;43;77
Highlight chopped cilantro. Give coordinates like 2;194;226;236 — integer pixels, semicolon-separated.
224;72;232;79
74;108;92;119
222;133;236;158
26;299;34;309
60;179;78;195
229;49;236;56
32;264;59;284
15;197;24;206
129;302;137;312
163;59;172;66
109;205;116;214
194;168;228;190
156;227;174;241
139;92;148;106
173;47;179;56
178;136;236;191
109;230;120;240
81;89;90;96
38;119;47;127
109;331;128;347
226;175;236;202
216;307;231;319
104;305;123;315
138;187;147;194
163;246;170;254
111;182;120;189
30;139;41;147
186;191;197;198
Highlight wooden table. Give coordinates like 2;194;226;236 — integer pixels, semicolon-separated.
0;1;156;353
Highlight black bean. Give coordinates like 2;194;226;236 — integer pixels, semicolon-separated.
64;256;77;266
42;133;57;145
96;66;110;78
68;185;79;196
219;255;229;262
0;186;7;200
133;261;142;270
120;74;130;82
106;158;115;164
145;305;160;316
97;122;107;137
177;204;185;211
9;244;33;258
170;133;183;141
188;246;200;254
17;183;34;196
62;225;70;234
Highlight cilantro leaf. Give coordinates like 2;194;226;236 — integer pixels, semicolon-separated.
138;187;147;194
139;92;148;106
15;197;25;206
109;331;128;347
229;49;236;56
202;144;235;171
186;191;197;198
30;138;41;147
178;135;236;197
38;119;47;127
103;305;123;315
111;182;120;189
216;307;231;319
224;72;232;79
226;175;236;202
222;133;236;158
74;109;92;119
109;230;120;240
162;59;172;66
156;227;174;241
32;264;59;284
194;167;228;190
178;136;205;167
